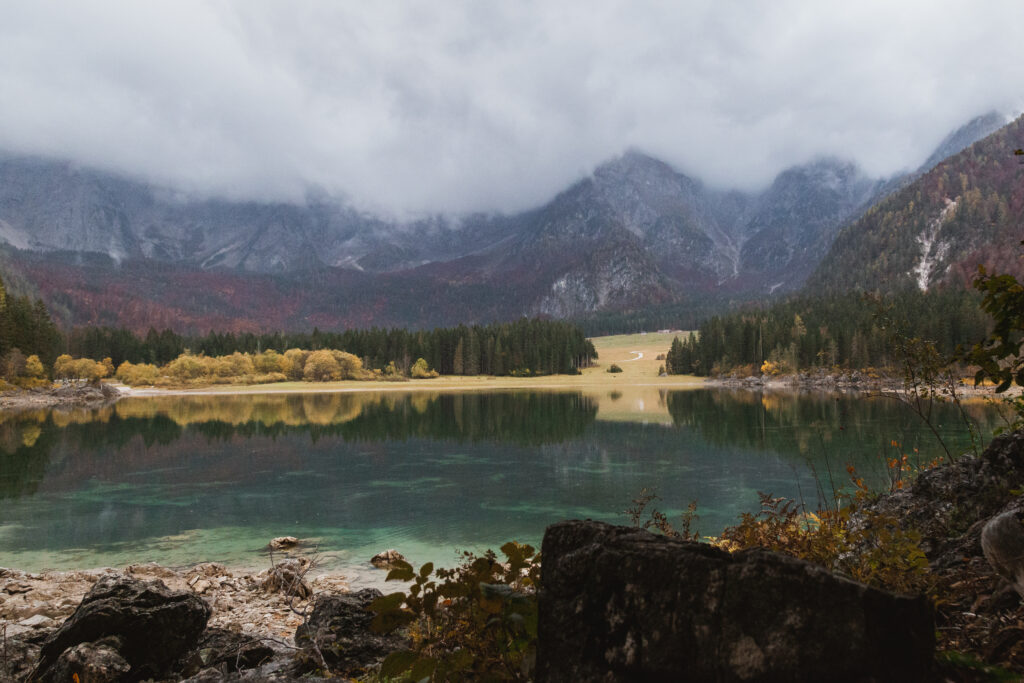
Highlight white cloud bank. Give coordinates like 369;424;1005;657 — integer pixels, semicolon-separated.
1;1;1022;215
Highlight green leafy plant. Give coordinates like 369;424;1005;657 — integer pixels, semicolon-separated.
369;542;541;682
964;253;1024;393
960;249;1024;432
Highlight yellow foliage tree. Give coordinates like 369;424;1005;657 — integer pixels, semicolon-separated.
283;349;308;381
23;355;45;379
331;350;365;380
303;350;341;381
53;354;75;379
411;357;439;379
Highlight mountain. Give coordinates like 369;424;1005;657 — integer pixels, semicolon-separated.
805;114;1024;295
918;111;1009;174
0;113;1004;332
738;159;884;292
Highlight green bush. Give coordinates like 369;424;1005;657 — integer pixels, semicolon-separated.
370;542;540;681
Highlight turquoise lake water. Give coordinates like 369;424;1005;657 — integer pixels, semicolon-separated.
0;388;999;587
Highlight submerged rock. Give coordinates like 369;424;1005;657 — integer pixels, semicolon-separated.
370;549;406;569
269;536;300;551
30;574;211;681
537;520;934;682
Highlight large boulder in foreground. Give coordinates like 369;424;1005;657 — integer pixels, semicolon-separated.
537;520;934;682
293;588;408;676
30;574;211;681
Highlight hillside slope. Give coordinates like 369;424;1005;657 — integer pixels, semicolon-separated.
806;115;1024;294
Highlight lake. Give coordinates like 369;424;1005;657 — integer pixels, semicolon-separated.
0;387;1000;587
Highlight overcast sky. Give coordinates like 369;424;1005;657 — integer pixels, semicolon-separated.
2;1;1022;216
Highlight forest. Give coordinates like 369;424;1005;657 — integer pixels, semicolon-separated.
665;287;992;376
16;315;595;381
0;274;63;380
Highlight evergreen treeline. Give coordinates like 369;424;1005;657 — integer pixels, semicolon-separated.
666;288;990;375
0;275;62;369
68;318;597;377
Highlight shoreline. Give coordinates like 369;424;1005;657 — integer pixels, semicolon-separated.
0;371;1006;413
0;559;352;654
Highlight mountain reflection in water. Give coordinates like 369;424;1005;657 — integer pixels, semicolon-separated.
0;389;998;580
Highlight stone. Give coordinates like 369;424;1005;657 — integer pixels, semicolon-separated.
30;574;212;681
293;588;408;676
370;549;406;569
18;614;55;629
194;627;276;672
536;520;934;683
49;637;131;683
269;536;299;550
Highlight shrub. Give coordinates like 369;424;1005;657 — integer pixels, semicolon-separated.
370;542;540;681
411;358;439;379
23;355;45;380
115;361;160;386
166;353;206;381
331;350;366;379
283;348;308;381
253;349;285;374
303;350;341;381
53;354;109;382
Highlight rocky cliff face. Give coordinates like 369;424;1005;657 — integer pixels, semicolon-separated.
0;112;1003;330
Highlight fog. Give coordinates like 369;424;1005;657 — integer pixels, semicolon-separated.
2;1;1021;215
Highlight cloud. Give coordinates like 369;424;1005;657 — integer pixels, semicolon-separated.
1;0;1022;215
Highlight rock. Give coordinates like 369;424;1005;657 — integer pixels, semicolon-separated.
258;558;312;599
293;588;408;676
269;536;299;550
30;574;212;681
193;627;276;672
537;520;934;683
49;637;131;683
370;549;406;569
1;633;43;681
867;430;1024;568
18;614;55;629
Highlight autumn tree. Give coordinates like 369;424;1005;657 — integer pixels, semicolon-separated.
304;350;341;381
411;357;438;378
